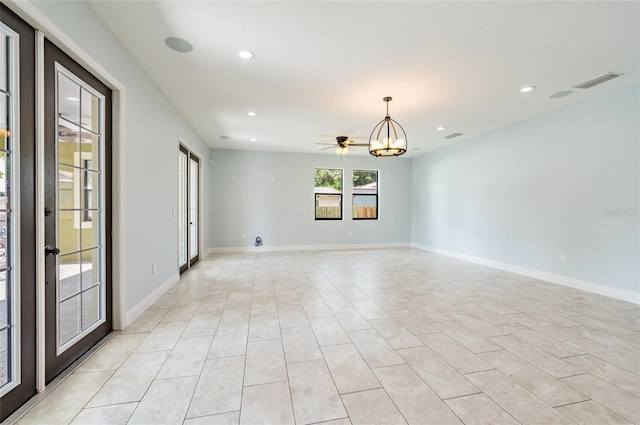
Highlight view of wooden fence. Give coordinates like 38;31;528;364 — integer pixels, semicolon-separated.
315;206;377;218
353;206;377;218
316;206;341;219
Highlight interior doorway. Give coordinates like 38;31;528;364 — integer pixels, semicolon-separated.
179;145;199;274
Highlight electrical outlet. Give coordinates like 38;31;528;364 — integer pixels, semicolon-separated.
241;233;246;239
151;263;156;274
560;252;567;262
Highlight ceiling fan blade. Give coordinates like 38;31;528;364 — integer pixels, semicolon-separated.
316;142;336;146
319;145;336;151
348;143;369;147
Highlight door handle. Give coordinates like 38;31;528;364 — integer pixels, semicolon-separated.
45;245;60;256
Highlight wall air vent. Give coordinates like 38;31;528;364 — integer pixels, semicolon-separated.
444;133;463;139
573;72;623;89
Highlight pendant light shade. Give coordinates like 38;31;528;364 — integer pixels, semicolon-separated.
369;97;407;157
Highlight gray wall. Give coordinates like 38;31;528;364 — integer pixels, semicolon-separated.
412;84;640;294
32;1;212;310
209;149;412;248
25;1;639;308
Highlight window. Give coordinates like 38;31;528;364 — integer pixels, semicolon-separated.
352;169;378;219
315;168;342;220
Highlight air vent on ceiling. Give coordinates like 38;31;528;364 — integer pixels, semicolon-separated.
444;132;463;139
573;72;623;89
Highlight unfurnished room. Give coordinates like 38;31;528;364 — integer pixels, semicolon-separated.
0;1;638;424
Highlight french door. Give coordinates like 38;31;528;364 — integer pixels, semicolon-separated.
178;146;199;274
0;5;113;419
43;40;112;383
0;5;36;421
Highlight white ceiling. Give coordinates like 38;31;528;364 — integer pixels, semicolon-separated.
89;1;640;157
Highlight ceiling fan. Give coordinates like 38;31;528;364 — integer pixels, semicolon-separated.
318;136;368;156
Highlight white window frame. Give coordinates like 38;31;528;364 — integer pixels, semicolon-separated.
54;63;106;355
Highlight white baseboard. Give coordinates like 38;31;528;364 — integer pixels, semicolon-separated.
124;274;180;328
412;243;639;305
206;242;411;256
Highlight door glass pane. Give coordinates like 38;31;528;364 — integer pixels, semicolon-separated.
59;252;81;301
178;151;187;266
81;286;99;330
58;210;80;254
81;248;100;290
56;66;105;351
58;164;78;210
80;88;99;133
81;166;99;249
189;158;198;260
58;295;80;346
58;73;80;125
83;214;100;251
58;118;80;167
81;131;99;170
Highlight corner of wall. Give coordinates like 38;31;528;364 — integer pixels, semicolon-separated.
123;273;179;328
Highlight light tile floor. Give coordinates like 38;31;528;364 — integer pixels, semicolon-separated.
16;249;640;425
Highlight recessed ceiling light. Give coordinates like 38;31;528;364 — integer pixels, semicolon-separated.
67;97;79;102
238;50;255;60
249;138;257;142
248;111;256;116
165;37;193;53
549;90;573;99
436;126;446;131
520;85;536;93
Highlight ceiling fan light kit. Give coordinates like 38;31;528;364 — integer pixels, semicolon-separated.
335;145;349;156
369;96;407;157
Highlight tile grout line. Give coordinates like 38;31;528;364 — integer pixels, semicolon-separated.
301;282;351;424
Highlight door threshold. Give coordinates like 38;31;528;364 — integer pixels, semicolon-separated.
1;331;117;425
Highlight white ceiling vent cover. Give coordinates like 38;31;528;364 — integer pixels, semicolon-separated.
573;72;623;89
444;133;463;139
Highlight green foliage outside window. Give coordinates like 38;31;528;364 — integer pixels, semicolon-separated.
315;168;342;191
353;170;377;187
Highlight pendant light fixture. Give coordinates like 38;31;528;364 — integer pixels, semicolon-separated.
368;96;407;157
